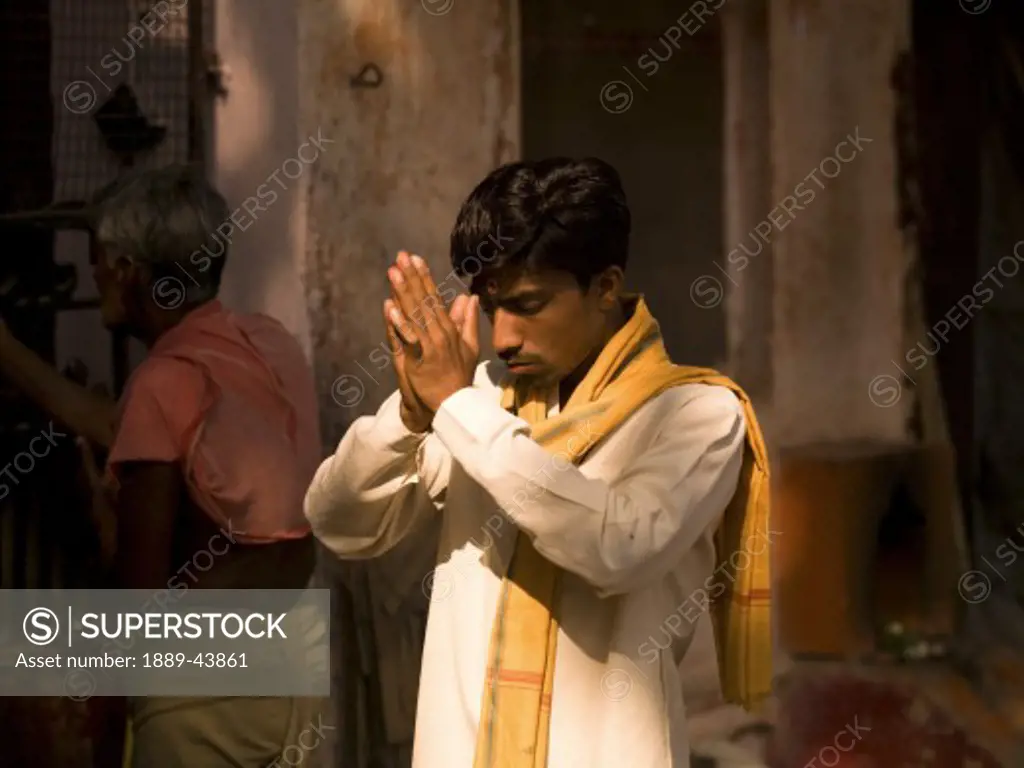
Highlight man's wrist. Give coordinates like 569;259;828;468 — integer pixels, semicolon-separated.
399;402;432;434
431;386;520;458
427;383;473;415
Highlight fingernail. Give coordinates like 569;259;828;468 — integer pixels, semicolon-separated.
397;252;410;268
389;307;403;326
389;267;404;285
411;254;426;270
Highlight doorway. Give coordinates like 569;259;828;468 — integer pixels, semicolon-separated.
520;0;727;367
911;0;1024;626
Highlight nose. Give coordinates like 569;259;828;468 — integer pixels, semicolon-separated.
491;309;524;361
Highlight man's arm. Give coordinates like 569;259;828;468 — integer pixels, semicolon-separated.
0;323;116;447
114;461;180;588
430;384;746;596
104;356;200;585
304;389;452;559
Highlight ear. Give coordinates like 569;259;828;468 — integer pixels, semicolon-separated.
121;258;152;292
595;266;624;309
111;255;134;285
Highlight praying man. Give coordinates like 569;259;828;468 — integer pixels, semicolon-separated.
305;157;773;767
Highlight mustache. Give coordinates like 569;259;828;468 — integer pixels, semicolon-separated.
500;356;543;366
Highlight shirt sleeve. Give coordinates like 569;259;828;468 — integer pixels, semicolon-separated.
304;389;452;560
107;357;208;471
430;384;747;596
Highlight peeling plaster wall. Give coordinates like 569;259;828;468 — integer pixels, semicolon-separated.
767;0;912;446
721;0;772;402
298;0;520;447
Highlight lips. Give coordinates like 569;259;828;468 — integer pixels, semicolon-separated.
506;362;540;372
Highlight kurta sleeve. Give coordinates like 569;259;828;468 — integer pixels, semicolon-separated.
304;389;452;559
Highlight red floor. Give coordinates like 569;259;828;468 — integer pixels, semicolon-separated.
767;672;1004;768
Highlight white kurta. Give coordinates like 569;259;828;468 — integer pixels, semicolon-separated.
305;362;746;767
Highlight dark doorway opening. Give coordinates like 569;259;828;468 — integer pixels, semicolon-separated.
911;0;1024;626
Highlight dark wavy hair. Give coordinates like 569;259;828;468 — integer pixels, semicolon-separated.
449;157;631;290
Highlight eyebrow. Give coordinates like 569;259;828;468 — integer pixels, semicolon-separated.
492;288;548;302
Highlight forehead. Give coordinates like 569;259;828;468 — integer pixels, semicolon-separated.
478;268;578;299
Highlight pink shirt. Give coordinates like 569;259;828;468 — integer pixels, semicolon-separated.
108;301;321;543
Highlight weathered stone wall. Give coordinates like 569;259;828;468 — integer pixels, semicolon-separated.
764;0;913;447
721;0;772;402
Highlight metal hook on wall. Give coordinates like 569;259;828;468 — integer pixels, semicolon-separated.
350;63;383;89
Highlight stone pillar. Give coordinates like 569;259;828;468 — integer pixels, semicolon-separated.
768;0;912;447
298;0;520;445
721;0;772;401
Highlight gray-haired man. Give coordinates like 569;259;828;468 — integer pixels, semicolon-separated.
0;165;327;766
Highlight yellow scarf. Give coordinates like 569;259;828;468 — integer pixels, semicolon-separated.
472;297;772;768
